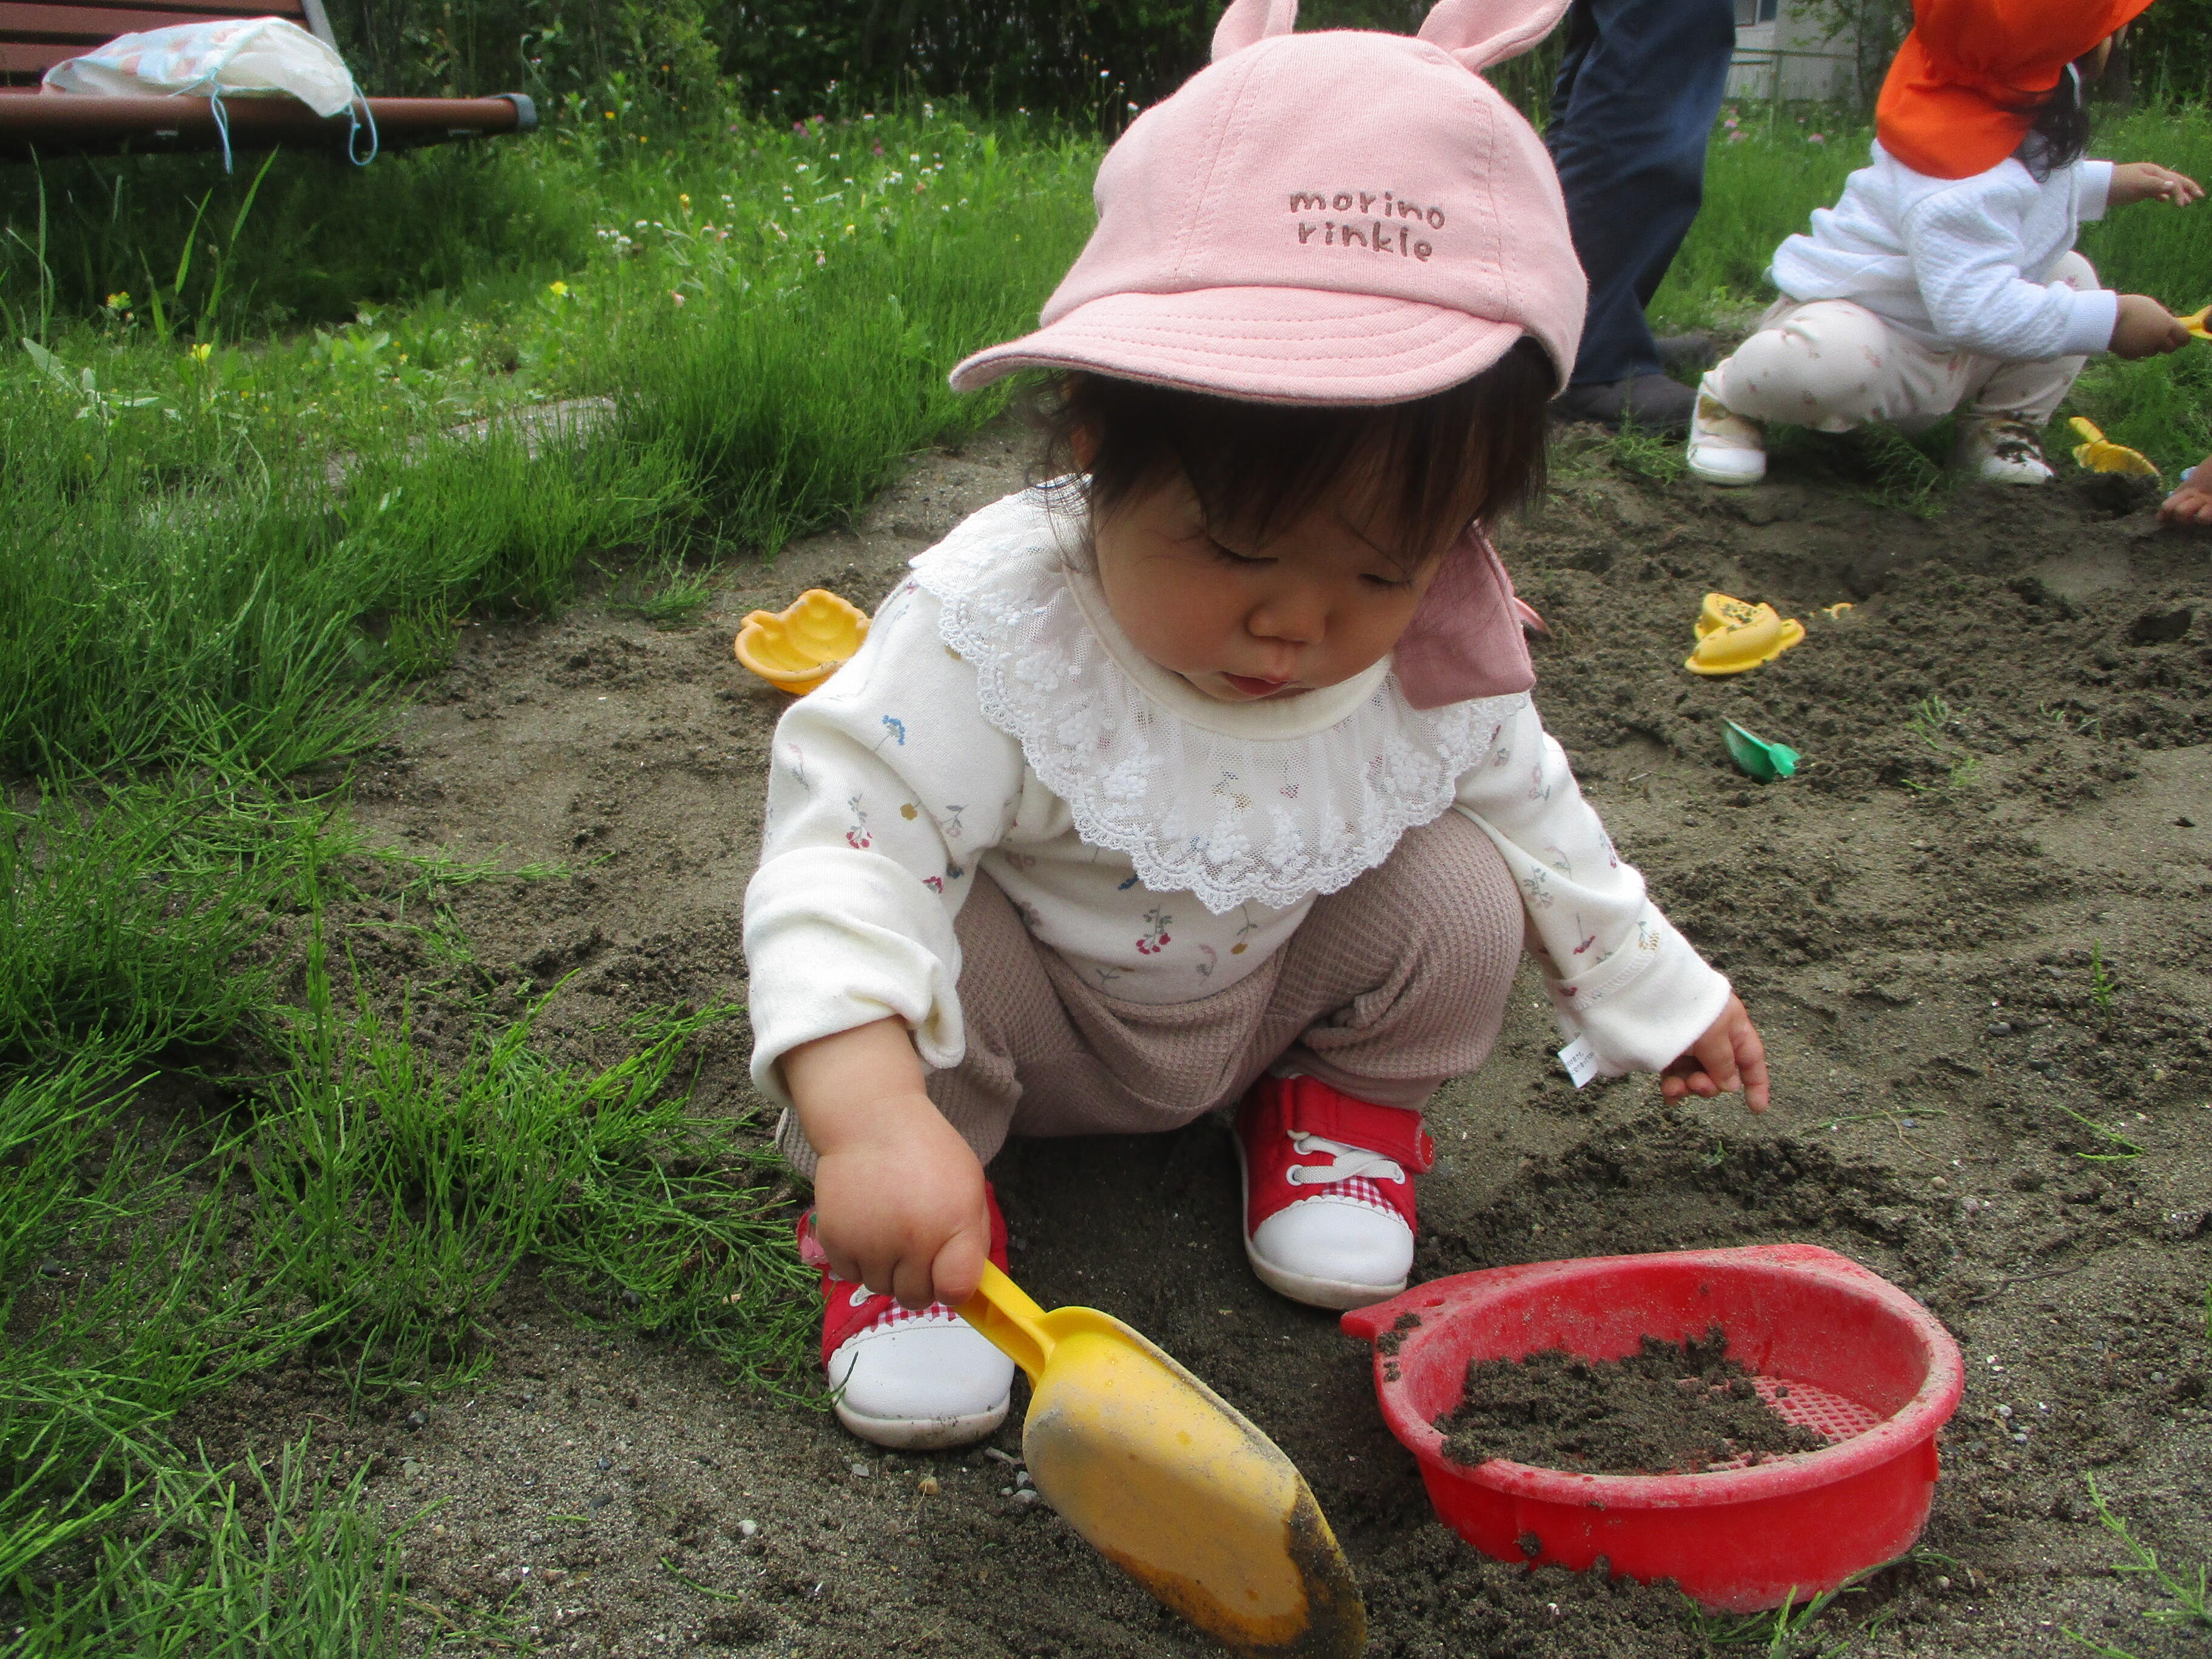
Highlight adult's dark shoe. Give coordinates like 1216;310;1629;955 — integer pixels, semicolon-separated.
1654;332;1719;376
1552;373;1698;435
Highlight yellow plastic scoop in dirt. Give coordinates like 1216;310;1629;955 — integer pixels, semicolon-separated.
2067;417;2161;479
2179;305;2212;340
1684;592;1806;676
734;589;870;694
956;1263;1366;1658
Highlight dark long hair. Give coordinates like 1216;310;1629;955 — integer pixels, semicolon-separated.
2020;62;2091;180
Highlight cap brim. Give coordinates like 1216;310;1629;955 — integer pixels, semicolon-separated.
949;287;1529;406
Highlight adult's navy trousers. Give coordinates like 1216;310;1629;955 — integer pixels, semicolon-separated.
1546;0;1738;386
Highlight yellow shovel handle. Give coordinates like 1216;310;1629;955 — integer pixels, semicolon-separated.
955;1261;1055;1385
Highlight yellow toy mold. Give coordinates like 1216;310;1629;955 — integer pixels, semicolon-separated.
1685;592;1806;676
734;589;870;694
2067;417;2160;479
2180;305;2212;340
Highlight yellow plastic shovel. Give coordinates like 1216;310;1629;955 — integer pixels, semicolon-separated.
956;1262;1367;1658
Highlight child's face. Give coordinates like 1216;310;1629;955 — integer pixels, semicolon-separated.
1090;469;1440;703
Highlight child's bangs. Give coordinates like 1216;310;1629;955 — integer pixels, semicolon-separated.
1039;338;1552;565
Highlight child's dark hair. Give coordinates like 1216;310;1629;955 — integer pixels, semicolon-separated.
2020;62;2091;180
1036;335;1553;569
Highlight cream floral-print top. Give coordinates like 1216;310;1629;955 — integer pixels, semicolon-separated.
743;489;1729;1110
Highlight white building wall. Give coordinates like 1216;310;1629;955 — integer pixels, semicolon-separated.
1729;0;1857;101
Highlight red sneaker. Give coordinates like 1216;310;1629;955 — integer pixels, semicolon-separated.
797;1188;1016;1450
1233;1075;1434;1310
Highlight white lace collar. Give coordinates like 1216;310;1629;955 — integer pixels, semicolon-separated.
910;489;1523;914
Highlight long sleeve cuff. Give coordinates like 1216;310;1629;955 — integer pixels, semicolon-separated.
2077;159;2114;223
743;846;965;1111
1543;904;1734;1077
2061;286;2119;356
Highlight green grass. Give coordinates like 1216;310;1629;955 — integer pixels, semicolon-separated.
1683;1572;1890;1658
1;102;1086;1623
0;920;806;1642
244;929;812;1394
14;1434;507;1656
2;107;1093;783
2062;1475;2212;1656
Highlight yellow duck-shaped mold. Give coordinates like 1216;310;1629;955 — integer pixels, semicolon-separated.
2177;304;2212;340
734;589;870;694
2067;417;2161;478
1685;592;1806;676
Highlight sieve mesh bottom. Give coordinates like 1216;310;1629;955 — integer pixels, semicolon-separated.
1689;1376;1885;1473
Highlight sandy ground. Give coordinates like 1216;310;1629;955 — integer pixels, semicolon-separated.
187;420;2212;1657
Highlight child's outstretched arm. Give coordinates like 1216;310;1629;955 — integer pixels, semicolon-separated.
2107;162;2204;208
742;569;1030;1305
785;1019;991;1310
1454;700;1766;1114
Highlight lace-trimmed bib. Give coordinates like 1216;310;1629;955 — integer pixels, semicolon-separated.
910;491;1524;915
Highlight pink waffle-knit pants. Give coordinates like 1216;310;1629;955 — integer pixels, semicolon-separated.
776;811;1524;1174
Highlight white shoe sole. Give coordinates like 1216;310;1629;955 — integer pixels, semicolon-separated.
1686;449;1765;487
833;1395;1009;1451
1233;1138;1407;1312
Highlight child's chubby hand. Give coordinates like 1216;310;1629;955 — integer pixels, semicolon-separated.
2111;294;2193;360
2159;457;2212;526
812;1102;991;1310
2110;162;2204;208
784;1019;993;1311
1660;994;1770;1114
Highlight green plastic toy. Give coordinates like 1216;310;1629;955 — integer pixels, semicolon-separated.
1723;720;1800;782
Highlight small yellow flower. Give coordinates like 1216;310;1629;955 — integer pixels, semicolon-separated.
679;193;690;206
549;280;569;297
604;110;615;120
106;291;130;309
188;342;212;361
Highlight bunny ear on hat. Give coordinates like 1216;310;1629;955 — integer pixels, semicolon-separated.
1416;0;1572;71
1211;0;1298;60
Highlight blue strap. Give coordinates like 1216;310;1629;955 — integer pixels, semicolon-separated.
345;94;378;166
207;85;233;173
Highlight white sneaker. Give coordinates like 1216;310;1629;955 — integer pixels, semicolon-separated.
1686;385;1767;486
1234;1076;1429;1311
801;1208;1014;1450
827;1298;1014;1450
1956;417;2054;484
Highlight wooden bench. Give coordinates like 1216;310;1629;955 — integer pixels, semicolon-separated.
0;0;535;160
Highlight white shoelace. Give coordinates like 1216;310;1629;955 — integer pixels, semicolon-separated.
1284;1133;1406;1187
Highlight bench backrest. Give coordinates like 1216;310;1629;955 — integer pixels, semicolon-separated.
1;0;337;89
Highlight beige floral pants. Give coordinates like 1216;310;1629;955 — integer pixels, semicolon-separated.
1706;250;2096;433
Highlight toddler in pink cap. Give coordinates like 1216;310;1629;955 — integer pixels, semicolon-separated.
744;0;1769;1450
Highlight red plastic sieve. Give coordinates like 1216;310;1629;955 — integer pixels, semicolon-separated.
1341;1244;1963;1612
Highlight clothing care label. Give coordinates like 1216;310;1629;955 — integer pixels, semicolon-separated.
1557;1036;1600;1090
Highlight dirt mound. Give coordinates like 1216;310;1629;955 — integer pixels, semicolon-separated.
1438;1327;1826;1473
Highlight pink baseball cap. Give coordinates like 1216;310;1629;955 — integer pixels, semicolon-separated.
950;0;1585;404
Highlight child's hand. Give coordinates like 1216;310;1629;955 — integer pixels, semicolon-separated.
812;1099;992;1310
2111;295;2192;360
1660;995;1770;1114
2110;163;2204;208
785;1019;992;1310
2160;458;2212;526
